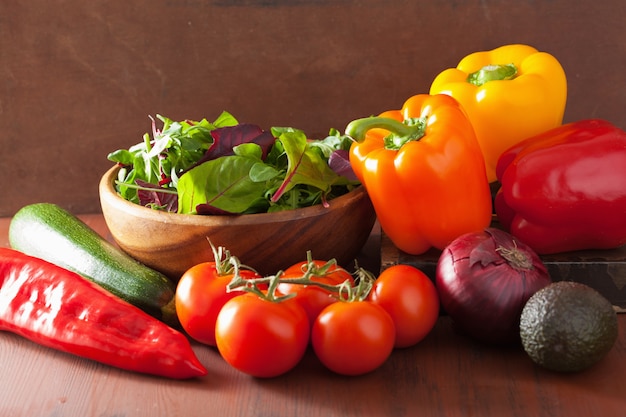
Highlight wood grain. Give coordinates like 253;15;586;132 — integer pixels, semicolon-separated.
1;215;625;416
380;232;626;312
0;316;624;417
98;166;377;278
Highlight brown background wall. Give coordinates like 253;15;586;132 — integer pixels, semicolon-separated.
1;0;624;217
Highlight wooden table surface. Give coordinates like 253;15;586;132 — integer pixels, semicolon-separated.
1;215;625;417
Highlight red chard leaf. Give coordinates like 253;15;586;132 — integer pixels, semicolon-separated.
204;124;274;161
195;204;237;215
328;150;357;181
136;180;178;212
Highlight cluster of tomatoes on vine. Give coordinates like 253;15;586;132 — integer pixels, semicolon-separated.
174;243;440;378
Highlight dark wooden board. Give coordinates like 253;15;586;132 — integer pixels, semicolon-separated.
381;233;626;312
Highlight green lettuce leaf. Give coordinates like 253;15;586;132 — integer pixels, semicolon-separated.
177;151;269;214
269;127;342;203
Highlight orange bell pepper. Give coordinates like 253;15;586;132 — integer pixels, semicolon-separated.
345;94;492;255
429;44;567;182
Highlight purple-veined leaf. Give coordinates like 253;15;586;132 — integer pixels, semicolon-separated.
204;124;275;161
328;150;357;181
177;155;268;214
270;128;339;203
136;179;178;212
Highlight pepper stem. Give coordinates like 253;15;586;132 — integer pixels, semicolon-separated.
345;116;427;151
467;63;518;86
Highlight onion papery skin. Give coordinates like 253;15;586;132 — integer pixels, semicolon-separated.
435;228;552;345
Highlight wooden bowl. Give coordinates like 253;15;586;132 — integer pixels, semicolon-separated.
99;166;377;280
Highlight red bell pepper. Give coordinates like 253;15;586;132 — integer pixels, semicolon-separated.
495;119;626;254
0;248;207;379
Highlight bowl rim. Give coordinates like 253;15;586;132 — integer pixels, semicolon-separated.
99;165;369;226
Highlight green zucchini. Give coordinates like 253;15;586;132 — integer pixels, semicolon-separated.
8;203;178;326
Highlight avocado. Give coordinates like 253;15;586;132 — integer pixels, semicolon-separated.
519;281;618;372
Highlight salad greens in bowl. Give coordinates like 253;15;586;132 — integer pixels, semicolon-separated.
100;112;376;278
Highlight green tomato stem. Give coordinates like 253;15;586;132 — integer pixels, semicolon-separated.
225;256;377;303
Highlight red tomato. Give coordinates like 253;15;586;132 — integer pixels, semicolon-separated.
175;262;260;346
368;264;440;348
215;293;310;378
277;260;354;326
311;301;395;376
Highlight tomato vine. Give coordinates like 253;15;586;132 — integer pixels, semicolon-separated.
225;251;375;303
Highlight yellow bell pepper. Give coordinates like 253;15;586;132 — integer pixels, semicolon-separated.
429;44;567;182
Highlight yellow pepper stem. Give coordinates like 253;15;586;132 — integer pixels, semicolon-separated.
345;116;427;150
467;63;518;86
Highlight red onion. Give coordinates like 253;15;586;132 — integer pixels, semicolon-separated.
435;227;551;345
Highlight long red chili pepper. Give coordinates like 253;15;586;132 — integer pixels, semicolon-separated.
0;248;207;379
